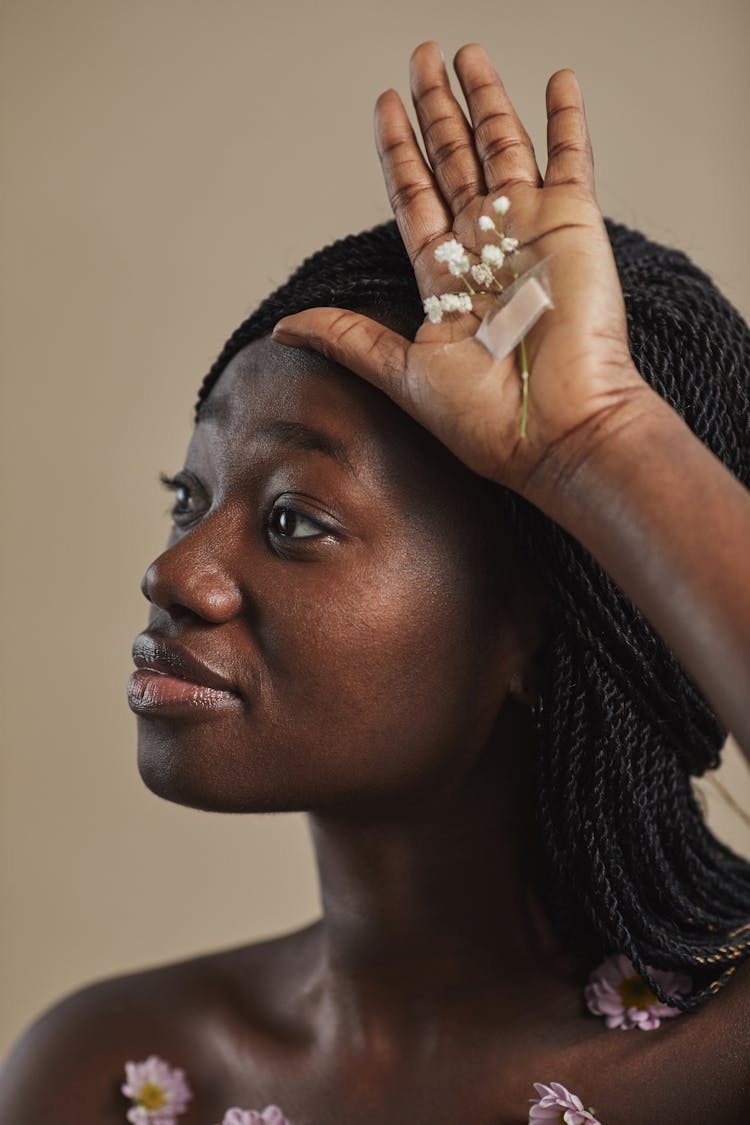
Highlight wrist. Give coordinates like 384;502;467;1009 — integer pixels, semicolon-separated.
518;375;678;524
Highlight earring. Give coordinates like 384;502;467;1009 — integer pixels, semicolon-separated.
531;694;544;734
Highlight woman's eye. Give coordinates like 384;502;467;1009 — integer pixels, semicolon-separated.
171;484;192;512
270;505;327;540
160;472;204;521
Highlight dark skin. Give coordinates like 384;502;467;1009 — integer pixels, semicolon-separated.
2;41;750;1125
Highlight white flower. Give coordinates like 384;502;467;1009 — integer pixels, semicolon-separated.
423;295;443;323
492;195;511;215
434;238;467;264
481;244;505;268
478;214;496;231
439;292;473;314
434;238;470;276
470;263;495;287
500;236;519;253
448;253;470;276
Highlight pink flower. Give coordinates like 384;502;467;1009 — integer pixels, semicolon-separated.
529;1082;601;1124
121;1055;192;1124
584;953;692;1030
219;1108;290;1125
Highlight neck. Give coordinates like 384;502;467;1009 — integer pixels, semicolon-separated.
305;703;570;1041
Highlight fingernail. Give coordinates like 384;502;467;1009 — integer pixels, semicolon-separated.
271;322;298;347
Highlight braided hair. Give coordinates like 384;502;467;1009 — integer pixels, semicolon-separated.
196;219;750;1011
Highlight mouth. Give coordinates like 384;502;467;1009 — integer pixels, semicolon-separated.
128;634;243;716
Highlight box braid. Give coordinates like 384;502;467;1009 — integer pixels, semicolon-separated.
196;218;750;1012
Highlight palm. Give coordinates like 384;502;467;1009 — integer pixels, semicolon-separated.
274;43;646;493
395;182;636;482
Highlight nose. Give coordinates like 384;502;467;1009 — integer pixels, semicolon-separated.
140;522;244;624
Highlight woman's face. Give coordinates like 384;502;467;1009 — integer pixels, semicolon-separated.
129;336;539;815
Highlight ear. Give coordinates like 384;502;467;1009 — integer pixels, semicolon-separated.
504;575;550;710
507;661;545;709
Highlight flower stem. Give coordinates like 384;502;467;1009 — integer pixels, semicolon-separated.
519;335;529;439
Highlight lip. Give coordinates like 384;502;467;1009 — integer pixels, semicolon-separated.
128;633;243;716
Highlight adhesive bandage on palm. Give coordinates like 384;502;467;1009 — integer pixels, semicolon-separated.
474;259;553;363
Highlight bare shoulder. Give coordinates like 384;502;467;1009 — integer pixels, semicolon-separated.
693;955;750;1117
0;921;321;1125
598;956;750;1124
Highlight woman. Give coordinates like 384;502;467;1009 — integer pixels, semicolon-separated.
2;41;749;1124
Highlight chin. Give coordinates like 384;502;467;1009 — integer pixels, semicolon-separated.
133;712;476;817
134;723;286;813
136;753;304;813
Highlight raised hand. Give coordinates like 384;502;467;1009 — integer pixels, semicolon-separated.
272;42;654;499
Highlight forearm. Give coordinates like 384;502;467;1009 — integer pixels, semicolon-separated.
525;382;750;757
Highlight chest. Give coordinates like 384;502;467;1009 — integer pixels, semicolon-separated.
186;1020;749;1125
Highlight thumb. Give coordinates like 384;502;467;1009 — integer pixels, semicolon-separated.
272;307;412;411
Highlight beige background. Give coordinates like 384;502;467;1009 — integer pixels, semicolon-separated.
2;0;750;1059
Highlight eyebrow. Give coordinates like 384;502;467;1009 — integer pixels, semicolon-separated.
256;420;354;471
197;398;353;472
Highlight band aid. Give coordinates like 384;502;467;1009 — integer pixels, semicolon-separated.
474;259;553;361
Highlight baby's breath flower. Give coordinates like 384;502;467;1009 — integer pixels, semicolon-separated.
423;295;443;324
481;244;505;269
478;214;496;232
470;262;495;287
492;195;511;215
439;292;473;314
501;236;519;253
434;238;467;264
435;238;470;277
448;254;470;276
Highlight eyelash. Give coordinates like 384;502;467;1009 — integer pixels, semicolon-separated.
160;471;201;521
159;471;334;543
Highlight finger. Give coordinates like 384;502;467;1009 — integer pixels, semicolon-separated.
454;43;542;192
375;88;452;292
409;40;485;216
272;309;413;415
544;69;595;192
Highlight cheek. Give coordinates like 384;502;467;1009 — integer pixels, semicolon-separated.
254;546;508;803
137;538;509;814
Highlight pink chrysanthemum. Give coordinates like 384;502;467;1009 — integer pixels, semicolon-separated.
584;953;692;1030
121;1055;192;1125
219;1109;290;1125
529;1082;601;1124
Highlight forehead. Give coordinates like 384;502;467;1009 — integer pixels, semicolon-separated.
200;336;376;431
194;336;452;483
